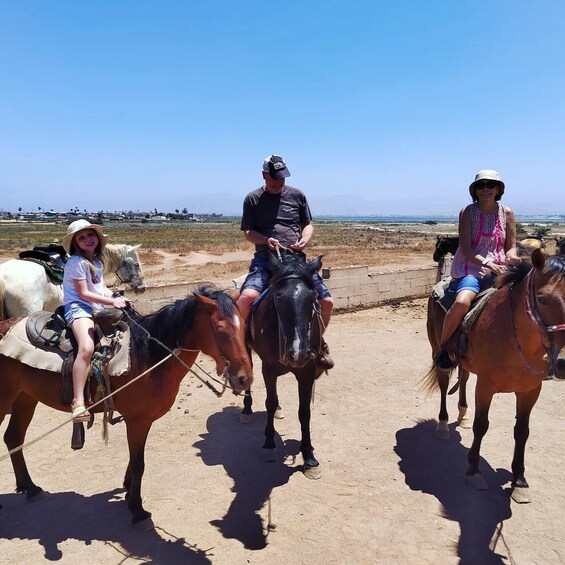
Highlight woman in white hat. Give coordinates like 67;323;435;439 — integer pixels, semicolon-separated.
435;170;520;370
62;219;128;422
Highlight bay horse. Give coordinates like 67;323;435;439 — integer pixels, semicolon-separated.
425;249;565;500
240;252;325;479
0;286;253;528
0;243;146;321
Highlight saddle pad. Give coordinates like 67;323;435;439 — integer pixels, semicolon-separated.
0;318;130;376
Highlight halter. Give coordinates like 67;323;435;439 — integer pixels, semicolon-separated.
114;256;139;285
510;268;565;374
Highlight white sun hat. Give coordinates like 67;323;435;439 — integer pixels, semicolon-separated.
62;219;108;253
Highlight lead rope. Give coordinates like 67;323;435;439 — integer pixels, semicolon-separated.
0;311;232;461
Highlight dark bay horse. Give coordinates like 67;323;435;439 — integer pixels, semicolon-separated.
0;286;253;528
555;237;565;256
240;253;325;479
432;235;459;263
425;249;565;500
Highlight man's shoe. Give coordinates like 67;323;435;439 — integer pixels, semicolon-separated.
317;340;334;370
435;348;455;371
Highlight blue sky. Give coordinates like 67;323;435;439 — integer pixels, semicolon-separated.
1;1;564;216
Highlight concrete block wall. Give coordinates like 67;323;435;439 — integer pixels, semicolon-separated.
124;281;215;315
125;265;439;314
322;265;438;310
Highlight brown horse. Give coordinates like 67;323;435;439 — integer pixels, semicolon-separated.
426;249;565;500
240;253;325;478
0;286;253;528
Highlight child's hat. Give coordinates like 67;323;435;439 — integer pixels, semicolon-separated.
63;219;108;253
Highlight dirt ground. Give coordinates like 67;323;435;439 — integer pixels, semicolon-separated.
1;253;565;564
1;311;565;564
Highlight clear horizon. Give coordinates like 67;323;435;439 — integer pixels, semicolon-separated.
2;2;564;216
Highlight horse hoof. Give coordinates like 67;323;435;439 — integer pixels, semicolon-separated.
262;448;278;462
274;408;285;419
436;420;449;440
303;465;322;480
511;487;531;504
466;473;488;490
133;516;155;532
239;412;253;424
458;416;472;429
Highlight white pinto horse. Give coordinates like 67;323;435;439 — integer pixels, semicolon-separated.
0;244;146;320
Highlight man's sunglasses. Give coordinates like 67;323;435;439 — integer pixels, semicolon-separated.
475;181;499;190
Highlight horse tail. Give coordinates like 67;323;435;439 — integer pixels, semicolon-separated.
420;364;455;394
0;274;6;321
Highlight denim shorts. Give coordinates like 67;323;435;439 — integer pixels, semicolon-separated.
240;254;332;299
64;302;94;326
451;274;492;295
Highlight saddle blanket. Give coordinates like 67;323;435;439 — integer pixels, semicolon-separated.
0;318;130;376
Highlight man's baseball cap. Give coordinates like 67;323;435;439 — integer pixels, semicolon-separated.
262;154;291;179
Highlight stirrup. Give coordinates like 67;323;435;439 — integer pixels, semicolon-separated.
435;348;456;371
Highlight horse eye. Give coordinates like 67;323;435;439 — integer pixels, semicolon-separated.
537;296;548;305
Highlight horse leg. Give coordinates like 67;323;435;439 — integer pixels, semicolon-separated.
262;374;278;461
510;385;542;504
298;376;320;479
4;393;43;499
466;382;494;490
457;368;471;428
240;388;254;424
436;369;450;440
124;418;154;529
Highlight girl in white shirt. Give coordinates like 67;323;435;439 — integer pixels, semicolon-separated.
62;219;127;423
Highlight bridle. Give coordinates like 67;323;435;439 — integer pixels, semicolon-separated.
510;268;565;375
271;272;322;366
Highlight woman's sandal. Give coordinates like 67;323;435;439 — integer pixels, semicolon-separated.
71;401;91;423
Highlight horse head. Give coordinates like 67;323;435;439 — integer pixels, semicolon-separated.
531;249;565;379
433;236;459;262
193;290;253;393
555;237;565;256
107;243;146;293
267;252;323;368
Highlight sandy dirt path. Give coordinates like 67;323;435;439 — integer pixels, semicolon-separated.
1;299;564;564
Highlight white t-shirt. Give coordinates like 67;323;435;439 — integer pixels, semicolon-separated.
63;255;105;310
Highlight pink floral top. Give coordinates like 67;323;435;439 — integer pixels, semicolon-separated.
451;203;508;279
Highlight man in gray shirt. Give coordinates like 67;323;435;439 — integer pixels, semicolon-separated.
237;154;334;370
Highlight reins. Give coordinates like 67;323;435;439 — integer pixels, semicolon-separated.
509;268;564;375
0;298;239;461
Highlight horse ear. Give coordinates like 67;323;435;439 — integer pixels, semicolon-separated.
309;255;323;273
133;244;142;250
195;293;217;313
531;247;547;269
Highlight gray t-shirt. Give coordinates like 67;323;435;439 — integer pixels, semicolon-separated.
240;185;312;256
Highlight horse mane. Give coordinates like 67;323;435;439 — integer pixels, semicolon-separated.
496;255;565;289
270;255;315;288
126;285;233;362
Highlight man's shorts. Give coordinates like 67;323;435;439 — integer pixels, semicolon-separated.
240;254;332;299
64;302;94;326
451;274;492;295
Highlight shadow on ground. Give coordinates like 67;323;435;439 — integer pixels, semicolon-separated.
395;419;513;565
194;406;300;550
0;487;211;563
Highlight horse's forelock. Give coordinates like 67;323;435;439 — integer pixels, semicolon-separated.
194;285;235;317
544;255;565;278
271;257;314;286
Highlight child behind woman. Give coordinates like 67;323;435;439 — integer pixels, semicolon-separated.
62;219;127;423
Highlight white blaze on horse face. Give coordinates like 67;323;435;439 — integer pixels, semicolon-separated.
232;313;240;332
291;286;304;355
